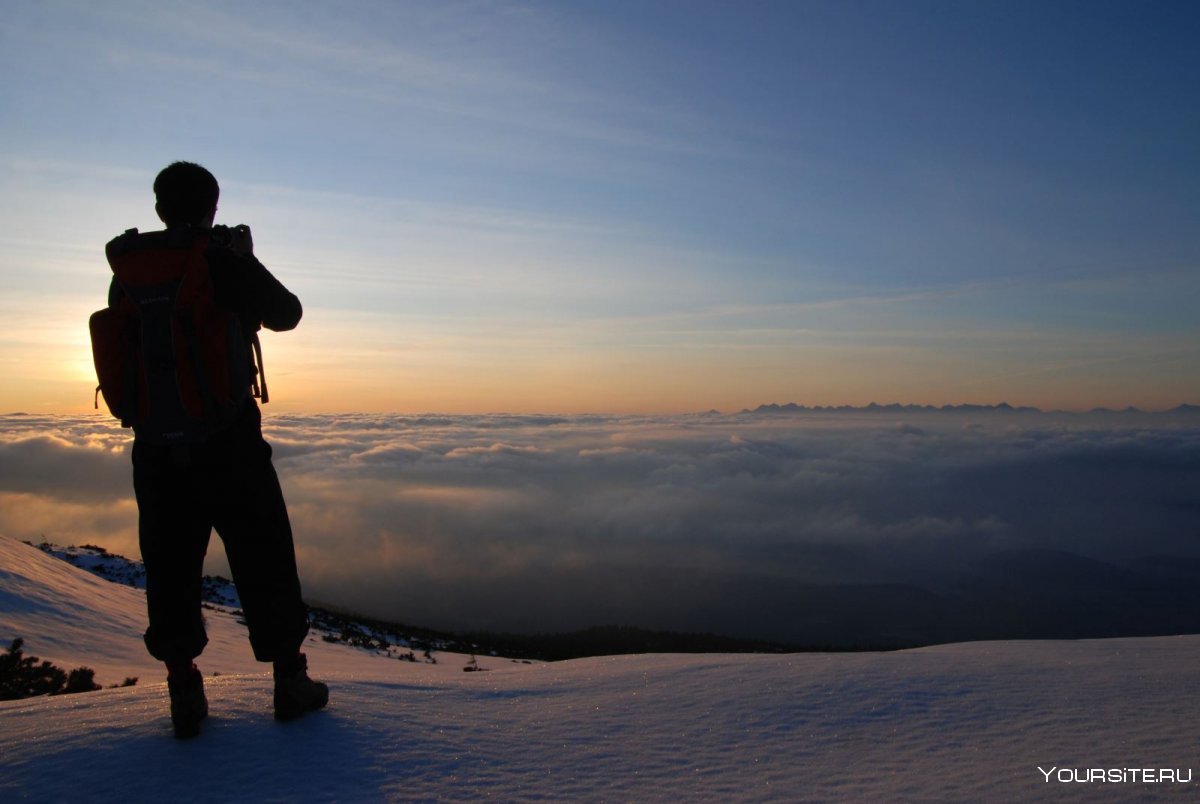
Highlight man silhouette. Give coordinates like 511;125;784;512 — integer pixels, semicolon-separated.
112;161;327;738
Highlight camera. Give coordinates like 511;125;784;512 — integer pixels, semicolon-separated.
210;223;254;256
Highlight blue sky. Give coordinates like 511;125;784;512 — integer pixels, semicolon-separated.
1;0;1197;413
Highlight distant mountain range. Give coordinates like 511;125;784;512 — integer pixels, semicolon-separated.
745;402;1200;415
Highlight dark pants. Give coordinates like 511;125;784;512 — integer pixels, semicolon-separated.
133;407;309;663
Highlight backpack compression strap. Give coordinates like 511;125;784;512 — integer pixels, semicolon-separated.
251;332;269;404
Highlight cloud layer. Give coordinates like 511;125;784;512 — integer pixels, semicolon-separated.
3;411;1199;641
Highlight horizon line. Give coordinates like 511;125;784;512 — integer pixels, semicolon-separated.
7;401;1199;419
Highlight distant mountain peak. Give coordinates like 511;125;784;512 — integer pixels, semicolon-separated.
746;401;1200;415
745;402;1043;414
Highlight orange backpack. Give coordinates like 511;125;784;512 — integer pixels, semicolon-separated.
90;227;266;444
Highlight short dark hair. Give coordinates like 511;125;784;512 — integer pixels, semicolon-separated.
154;161;219;226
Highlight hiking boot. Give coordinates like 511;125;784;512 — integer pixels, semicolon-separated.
273;652;328;721
167;665;208;739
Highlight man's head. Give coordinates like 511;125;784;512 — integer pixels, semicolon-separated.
154;161;219;227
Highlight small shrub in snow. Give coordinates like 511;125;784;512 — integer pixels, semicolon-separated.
0;638;102;700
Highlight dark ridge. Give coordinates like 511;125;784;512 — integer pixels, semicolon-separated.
30;541;1200;660
455;625;819;662
28;541;819;662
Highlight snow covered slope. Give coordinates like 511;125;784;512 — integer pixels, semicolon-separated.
2;535;1198;801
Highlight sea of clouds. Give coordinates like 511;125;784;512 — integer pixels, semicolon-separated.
2;410;1198;642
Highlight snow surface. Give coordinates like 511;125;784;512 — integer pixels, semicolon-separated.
1;535;1198;802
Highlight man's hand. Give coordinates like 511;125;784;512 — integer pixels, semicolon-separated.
229;224;254;256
